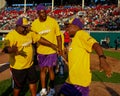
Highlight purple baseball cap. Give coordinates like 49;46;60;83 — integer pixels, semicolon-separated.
36;4;46;11
71;18;83;29
16;17;30;26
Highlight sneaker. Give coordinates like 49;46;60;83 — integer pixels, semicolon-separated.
47;88;55;96
36;93;40;96
36;90;47;96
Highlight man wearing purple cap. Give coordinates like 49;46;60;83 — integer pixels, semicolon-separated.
2;17;58;96
31;4;63;96
58;18;112;96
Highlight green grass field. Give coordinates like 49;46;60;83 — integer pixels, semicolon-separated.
0;46;120;95
104;50;120;60
92;50;120;60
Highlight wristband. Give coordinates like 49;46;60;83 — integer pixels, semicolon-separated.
99;55;106;59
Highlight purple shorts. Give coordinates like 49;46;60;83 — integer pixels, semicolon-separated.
37;53;57;67
58;83;89;96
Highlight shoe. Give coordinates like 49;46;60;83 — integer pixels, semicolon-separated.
47;88;55;96
36;90;47;96
40;90;47;96
36;93;40;96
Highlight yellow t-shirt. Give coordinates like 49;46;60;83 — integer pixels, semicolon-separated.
31;16;61;54
61;31;64;50
66;30;97;87
4;30;40;69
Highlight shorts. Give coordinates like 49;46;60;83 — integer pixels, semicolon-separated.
37;53;57;68
10;65;38;89
58;83;89;96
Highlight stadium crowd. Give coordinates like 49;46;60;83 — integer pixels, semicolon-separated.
0;4;120;31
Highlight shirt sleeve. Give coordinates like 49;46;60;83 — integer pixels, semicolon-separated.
54;19;61;36
31;32;41;44
78;31;98;52
3;32;14;47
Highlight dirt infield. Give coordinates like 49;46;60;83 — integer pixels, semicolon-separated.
0;48;120;96
90;53;120;96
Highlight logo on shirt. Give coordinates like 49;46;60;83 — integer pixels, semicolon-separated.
22;40;32;47
38;30;50;35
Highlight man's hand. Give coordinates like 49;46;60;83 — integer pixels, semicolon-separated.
2;42;18;54
11;42;18;54
57;49;63;56
11;45;18;54
99;58;112;78
18;47;27;57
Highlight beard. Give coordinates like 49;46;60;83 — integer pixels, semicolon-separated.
40;15;47;21
22;30;29;35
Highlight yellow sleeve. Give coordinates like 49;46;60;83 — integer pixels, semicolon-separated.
54;20;61;36
78;31;97;52
31;32;41;44
3;32;14;48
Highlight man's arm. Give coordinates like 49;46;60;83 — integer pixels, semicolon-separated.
38;37;57;51
57;35;63;55
92;43;112;77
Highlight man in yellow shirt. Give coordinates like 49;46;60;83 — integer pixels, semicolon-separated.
31;4;63;96
2;17;57;96
58;18;112;96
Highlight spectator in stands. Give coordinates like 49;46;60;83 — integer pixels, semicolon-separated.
58;18;112;96
114;36;120;50
101;36;110;48
2;17;57;96
31;4;63;96
1;4;120;31
105;36;110;48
